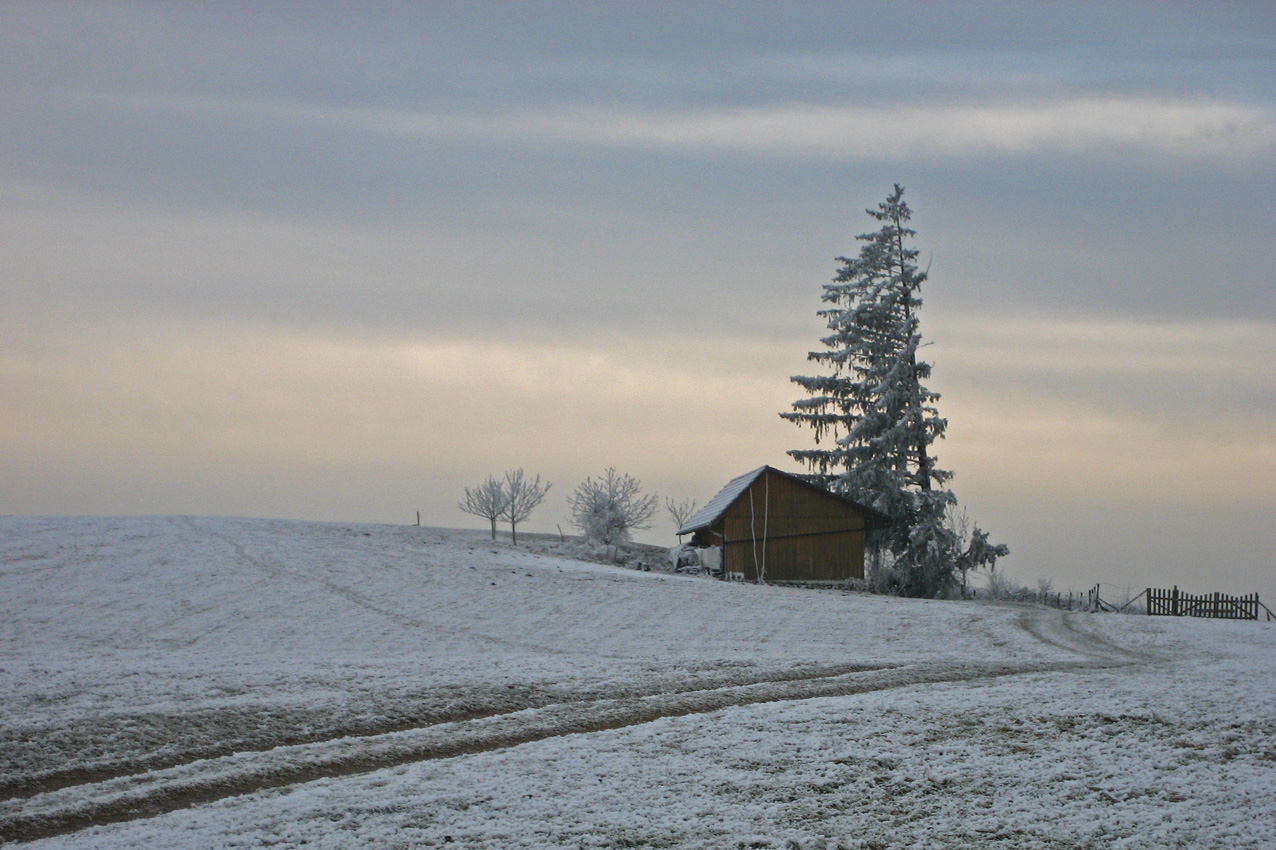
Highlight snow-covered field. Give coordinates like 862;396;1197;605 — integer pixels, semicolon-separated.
1;516;1273;849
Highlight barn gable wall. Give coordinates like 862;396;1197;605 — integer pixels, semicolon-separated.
715;468;867;582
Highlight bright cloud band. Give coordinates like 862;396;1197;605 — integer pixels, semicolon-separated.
353;97;1276;159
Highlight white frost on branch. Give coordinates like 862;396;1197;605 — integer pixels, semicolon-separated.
569;469;658;558
458;476;510;541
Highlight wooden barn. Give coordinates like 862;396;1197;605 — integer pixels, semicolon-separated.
677;466;888;583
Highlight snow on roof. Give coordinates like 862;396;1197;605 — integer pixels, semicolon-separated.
677;466;768;535
678;466;892;536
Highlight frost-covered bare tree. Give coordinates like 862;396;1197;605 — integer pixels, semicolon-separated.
458;475;509;540
501;469;550;545
665;496;698;532
569;468;658;559
947;506;1009;598
783;185;1005;597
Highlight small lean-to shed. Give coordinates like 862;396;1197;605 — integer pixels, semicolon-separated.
677;466;888;583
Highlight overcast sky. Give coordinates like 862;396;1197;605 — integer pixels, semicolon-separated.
2;2;1273;600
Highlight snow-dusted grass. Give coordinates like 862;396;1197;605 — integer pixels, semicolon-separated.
1;516;1273;848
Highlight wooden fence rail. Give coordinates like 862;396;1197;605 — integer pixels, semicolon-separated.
1146;586;1265;620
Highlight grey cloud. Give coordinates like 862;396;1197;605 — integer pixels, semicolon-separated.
2;1;1274;601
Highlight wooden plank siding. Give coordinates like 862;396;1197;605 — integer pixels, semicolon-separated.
715;468;869;582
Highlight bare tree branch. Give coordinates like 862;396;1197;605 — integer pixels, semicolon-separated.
569;468;658;560
501;469;550;545
458;476;509;540
665;496;698;531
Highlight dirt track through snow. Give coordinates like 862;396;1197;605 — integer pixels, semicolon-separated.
0;609;1136;844
2;661;897;801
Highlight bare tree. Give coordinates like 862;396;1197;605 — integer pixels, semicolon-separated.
458;476;509;540
947;505;1009;599
569;468;658;561
501;468;550;545
665;496;698;532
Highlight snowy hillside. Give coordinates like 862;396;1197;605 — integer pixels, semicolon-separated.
1;516;1273;849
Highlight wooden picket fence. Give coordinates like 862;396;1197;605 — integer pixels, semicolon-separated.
1144;586;1275;621
972;583;1273;621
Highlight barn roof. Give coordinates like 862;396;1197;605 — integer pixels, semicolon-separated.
677;466;767;535
676;465;890;535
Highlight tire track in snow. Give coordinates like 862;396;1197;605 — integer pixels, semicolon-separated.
1013;605;1166;664
0;662;891;801
0;658;1113;844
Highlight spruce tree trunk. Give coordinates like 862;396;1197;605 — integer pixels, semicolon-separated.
893;206;933;491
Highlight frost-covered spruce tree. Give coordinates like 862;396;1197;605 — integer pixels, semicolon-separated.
782;185;1003;597
782;185;948;507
